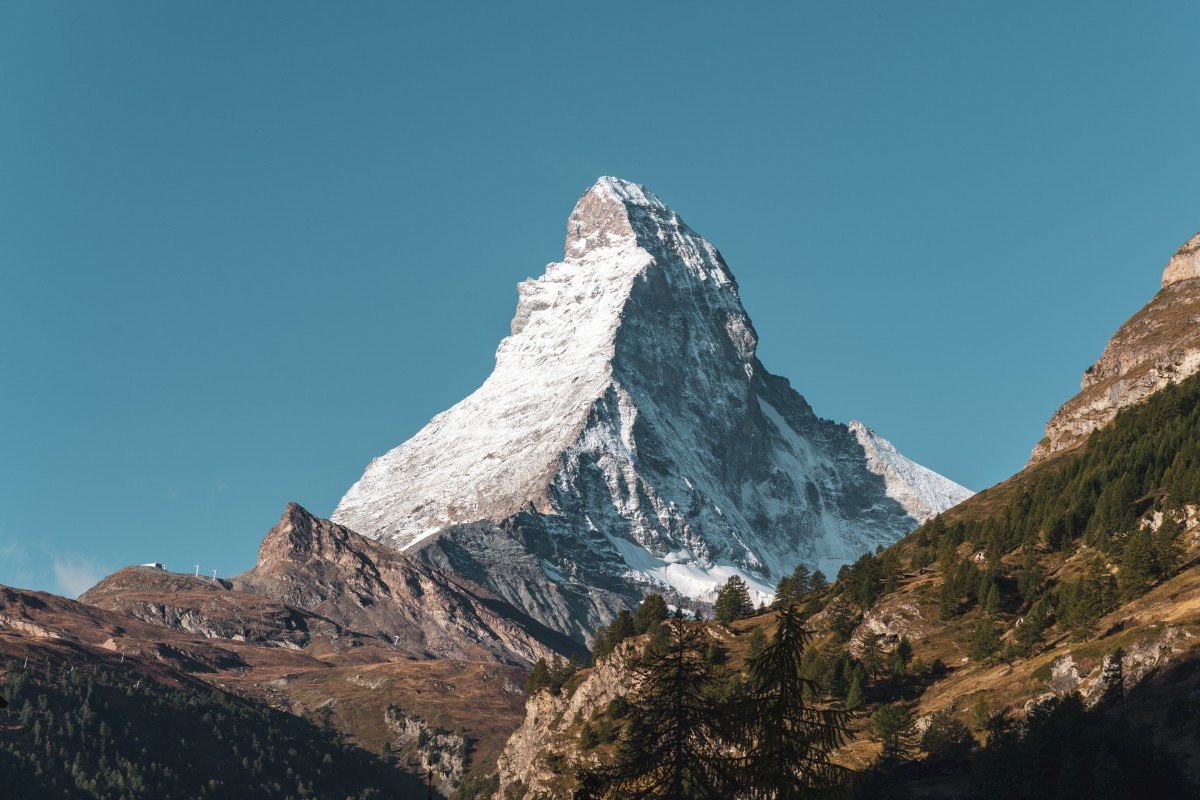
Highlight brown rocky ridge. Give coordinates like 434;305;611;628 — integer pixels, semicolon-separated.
1;503;583;795
81;503;576;667
1031;230;1200;463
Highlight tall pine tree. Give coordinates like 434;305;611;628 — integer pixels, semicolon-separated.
585;618;735;799
715;576;755;624
736;605;850;798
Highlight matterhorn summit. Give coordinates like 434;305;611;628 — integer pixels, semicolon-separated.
334;177;971;641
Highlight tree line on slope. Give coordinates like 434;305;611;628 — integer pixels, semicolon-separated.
834;371;1200;670
525;601;1194;799
574;607;849;800
509;373;1200;798
0;657;415;800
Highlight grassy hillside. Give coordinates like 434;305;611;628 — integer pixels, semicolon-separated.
499;371;1200;798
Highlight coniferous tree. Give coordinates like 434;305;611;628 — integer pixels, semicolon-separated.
920;710;974;761
1087;474;1139;545
593;610;637;661
1016;549;1045;608
774;575;800;608
845;671;865;712
868;703;918;762
809;569;828;590
746;626;767;660
714;576;754;624
968;617;1000;662
859;634;886;680
889;636;914;678
982;582;1001;615
1009;596;1050;657
635;594;671;634
587;619;735;799
969;695;992;732
736;605;850;798
1150;527;1182;580
525;658;551;694
893;636;914;668
773;564;812;608
790;563;812;594
1100;648;1124;706
1059;559;1115;642
827;597;857;641
938;561;963;620
1118;531;1156;600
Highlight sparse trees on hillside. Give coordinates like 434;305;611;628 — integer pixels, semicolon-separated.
920;710;974;762
972;693;1193;800
1058;559;1117;641
525;655;579;695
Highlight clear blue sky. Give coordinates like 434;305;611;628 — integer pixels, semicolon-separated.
3;2;1198;596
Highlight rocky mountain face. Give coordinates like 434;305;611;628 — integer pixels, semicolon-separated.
496;639;640;798
234;503;577;665
334;177;971;642
82;504;576;667
80;565;361;651
1031;231;1200;463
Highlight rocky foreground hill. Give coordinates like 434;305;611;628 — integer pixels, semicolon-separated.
492;389;1200;797
2;504;583;797
489;238;1200;799
1031;231;1200;463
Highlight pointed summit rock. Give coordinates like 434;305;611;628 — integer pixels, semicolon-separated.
334;178;970;641
1162;232;1200;288
1031;230;1200;463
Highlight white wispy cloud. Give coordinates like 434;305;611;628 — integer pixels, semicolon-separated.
1;540;28;562
0;537;40;590
51;555;107;598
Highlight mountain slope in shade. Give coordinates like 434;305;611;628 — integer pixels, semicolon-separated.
1031;231;1200;463
334;177;970;641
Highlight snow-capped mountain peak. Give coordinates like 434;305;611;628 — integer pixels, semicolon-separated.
332;177;970;641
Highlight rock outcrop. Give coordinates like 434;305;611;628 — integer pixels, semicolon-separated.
81;566;350;650
1031;231;1200;463
334;177;971;642
496;641;637;799
83;504;577;667
232;503;578;666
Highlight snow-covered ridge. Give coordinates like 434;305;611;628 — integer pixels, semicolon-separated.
332;177;972;639
848;421;973;523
